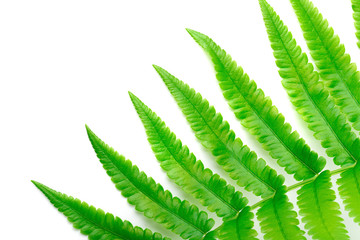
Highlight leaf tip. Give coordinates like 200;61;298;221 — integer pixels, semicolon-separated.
31;180;39;187
152;64;165;76
31;180;47;193
128;91;142;107
85;124;94;138
186;28;204;40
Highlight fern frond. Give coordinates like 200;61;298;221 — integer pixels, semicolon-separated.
202;231;217;240
129;92;248;219
154;65;284;198
32;181;170;240
186;28;325;181
353;0;360;48
259;0;360;167
218;207;258;240
297;171;348;240
289;0;360;131
257;188;305;240
85;126;215;240
337;162;360;225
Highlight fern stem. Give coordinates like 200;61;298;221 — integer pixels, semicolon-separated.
249;165;356;210
250;193;275;210
286;176;317;192
329;164;357;176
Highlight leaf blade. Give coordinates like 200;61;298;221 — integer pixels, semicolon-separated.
129;92;248;219
154;65;284;198
290;0;360;131
353;0;360;49
337;163;360;226
297;171;349;240
218;207;259;240
186;28;325;181
86;126;215;240
32;181;170;240
257;188;305;240
259;0;360;167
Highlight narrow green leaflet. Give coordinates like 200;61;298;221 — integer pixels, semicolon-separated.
186;28;325;181
337;162;360;225
290;0;360;131
257;188;305;240
129;92;248;219
297;171;348;240
32;181;170;240
353;0;360;48
218;207;258;240
259;0;360;167
154;65;284;198
86;126;215;240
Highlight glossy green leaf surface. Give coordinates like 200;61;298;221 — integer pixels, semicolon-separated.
32;181;170;240
290;0;360;131
129;92;248;219
218;207;258;240
86;126;215;240
353;0;360;48
337;162;360;225
297;171;348;240
186;28;324;181
257;188;305;240
31;1;360;239
154;65;284;198
260;0;360;167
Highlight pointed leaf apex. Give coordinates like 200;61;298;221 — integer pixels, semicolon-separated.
31;180;51;195
128;92;142;108
186;28;206;41
152;64;160;70
85;124;100;147
128;91;136;100
153;65;173;83
85;124;94;137
152;64;166;75
31;180;40;187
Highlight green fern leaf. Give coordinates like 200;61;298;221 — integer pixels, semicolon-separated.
337;162;360;225
353;0;360;48
297;171;348;240
218;207;258;240
186;28;325;182
259;0;360;226
86;126;215;240
289;0;360;131
153;65;284;198
259;0;360;167
257;188;305;240
201;231;217;240
128;92;248;219
32;181;170;240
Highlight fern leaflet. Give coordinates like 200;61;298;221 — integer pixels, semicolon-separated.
289;0;360;131
32;181;170;240
129;92;248;219
297;171;348;239
218;207;259;240
337;162;360;225
259;0;360;167
260;0;360;226
154;65;284;198
186;28;324;181
256;187;305;240
353;0;360;48
86;126;215;240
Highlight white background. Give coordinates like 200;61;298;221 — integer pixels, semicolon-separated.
1;0;360;239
